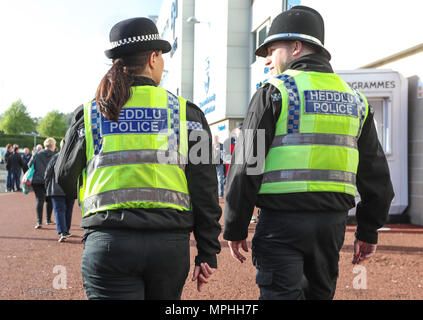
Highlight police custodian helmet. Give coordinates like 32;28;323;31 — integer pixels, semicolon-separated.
105;17;171;59
255;6;331;60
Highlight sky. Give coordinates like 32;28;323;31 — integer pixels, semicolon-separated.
300;0;423;74
0;0;163;118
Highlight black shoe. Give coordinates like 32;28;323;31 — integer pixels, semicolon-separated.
46;221;55;225
62;232;72;239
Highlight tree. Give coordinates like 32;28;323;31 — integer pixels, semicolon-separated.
0;99;36;134
37;110;68;138
63;112;74;127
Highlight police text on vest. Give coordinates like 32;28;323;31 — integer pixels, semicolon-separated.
100;107;169;135
304;90;359;117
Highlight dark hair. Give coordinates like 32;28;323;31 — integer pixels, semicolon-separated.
13;147;19;152
95;50;159;121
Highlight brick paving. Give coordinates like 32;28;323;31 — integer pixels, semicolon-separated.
1;172;423;300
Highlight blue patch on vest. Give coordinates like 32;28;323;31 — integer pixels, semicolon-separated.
100;107;168;135
304;90;359;117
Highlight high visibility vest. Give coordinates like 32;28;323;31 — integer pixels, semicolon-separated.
80;85;195;217
258;69;369;197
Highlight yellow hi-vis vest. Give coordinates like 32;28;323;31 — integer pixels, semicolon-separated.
258;69;369;197
80;85;195;217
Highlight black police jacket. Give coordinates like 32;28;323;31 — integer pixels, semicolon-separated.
54;76;222;268
223;54;394;245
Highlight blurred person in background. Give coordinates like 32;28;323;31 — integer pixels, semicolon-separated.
212;135;225;198
4;144;13;192
45;140;75;242
8;146;26;192
223;124;242;177
22;148;32;173
29;138;56;228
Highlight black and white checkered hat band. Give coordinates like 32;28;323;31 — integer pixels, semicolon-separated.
110;33;161;49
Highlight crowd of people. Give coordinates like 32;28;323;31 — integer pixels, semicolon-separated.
3;139;75;243
3;144;33;192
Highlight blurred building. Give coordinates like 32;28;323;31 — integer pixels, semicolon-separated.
157;0;299;141
356;44;423;224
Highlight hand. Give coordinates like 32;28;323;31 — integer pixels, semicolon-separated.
228;240;248;263
192;262;215;292
352;239;377;264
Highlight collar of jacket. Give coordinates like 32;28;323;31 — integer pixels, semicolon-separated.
132;76;157;87
286;53;334;73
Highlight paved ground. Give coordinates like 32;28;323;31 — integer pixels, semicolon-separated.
1;171;423;300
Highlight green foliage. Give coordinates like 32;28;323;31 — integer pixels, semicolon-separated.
63;112;74;127
0;99;36;134
37;110;68;138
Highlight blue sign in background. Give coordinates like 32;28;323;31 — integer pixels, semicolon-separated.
101;107;169;135
287;0;301;10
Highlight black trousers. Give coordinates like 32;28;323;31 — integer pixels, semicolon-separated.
81;229;190;300
252;209;347;300
32;183;52;224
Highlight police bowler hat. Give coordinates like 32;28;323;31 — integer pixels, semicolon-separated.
255;6;331;60
105;17;171;59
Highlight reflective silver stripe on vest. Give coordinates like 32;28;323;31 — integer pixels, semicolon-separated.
86;149;187;174
271;133;358;149
83;187;191;213
263;169;356;185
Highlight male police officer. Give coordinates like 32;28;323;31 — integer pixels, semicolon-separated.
55;17;221;299
224;6;394;300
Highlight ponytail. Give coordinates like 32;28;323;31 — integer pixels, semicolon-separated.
95;58;134;121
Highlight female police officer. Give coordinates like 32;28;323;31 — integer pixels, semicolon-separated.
55;17;221;299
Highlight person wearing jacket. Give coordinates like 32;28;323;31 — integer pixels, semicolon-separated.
54;17;221;300
8;146;26;192
4;144;13;192
212;135;225;198
45;140;75;242
22;148;32;173
224;6;394;300
29;138;56;229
